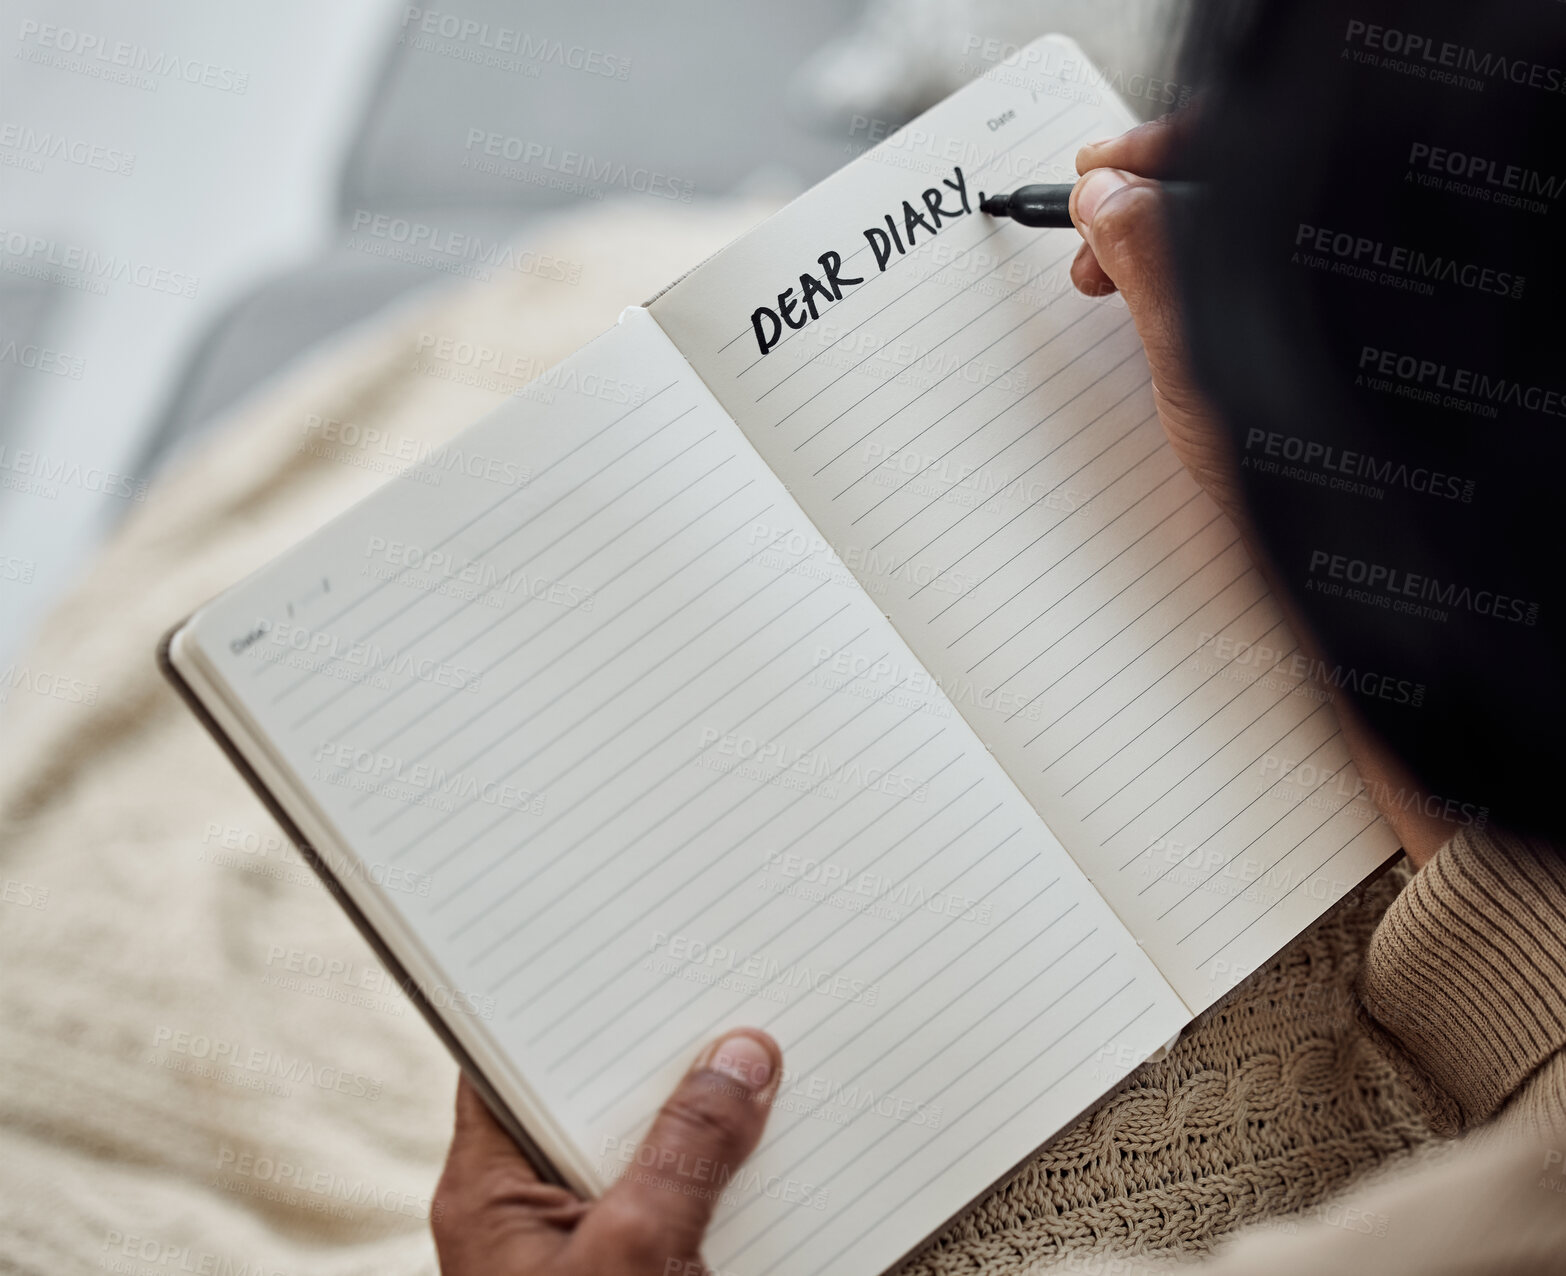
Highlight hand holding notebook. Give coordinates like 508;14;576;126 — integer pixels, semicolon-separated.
432;1037;782;1276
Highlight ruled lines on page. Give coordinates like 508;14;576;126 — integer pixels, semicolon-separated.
185;309;1185;1276
648;48;1399;1011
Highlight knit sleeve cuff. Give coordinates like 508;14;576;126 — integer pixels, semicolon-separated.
1355;826;1566;1136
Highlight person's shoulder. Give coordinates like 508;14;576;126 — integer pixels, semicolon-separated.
1356;826;1566;1135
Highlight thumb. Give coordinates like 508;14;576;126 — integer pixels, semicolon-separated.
1070;170;1190;390
580;1030;781;1269
1069;168;1215;440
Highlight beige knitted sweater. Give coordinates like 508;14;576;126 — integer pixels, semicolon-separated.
1167;829;1566;1276
1;199;1561;1274
1355;830;1566;1139
901;828;1566;1274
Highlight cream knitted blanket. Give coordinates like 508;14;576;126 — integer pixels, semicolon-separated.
0;199;1438;1275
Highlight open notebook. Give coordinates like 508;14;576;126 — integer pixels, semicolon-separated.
161;37;1399;1276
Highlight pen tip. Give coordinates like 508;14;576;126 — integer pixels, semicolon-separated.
978;193;1008;217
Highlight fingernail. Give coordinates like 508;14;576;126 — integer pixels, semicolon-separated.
1074;139;1112;174
700;1032;775;1096
1075;168;1131;228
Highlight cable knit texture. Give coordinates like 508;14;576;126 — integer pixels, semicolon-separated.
895;870;1438;1273
1355;826;1566;1137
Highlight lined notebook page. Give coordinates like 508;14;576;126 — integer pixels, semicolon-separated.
183;308;1185;1276
649;38;1399;1011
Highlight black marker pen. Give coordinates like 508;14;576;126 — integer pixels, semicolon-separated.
982;180;1196;228
978;183;1075;227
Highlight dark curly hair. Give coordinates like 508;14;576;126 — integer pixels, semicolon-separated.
1167;0;1566;837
